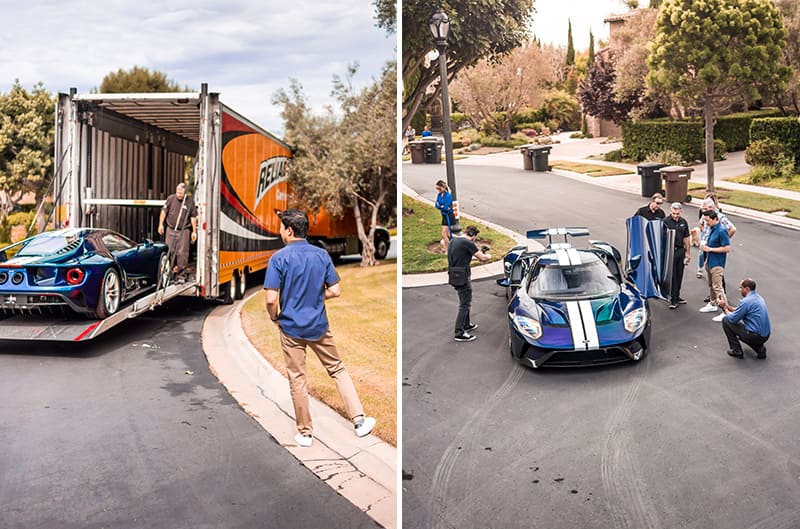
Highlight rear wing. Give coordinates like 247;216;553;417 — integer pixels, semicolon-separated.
525;227;590;246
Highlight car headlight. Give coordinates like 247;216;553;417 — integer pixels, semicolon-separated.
624;307;647;333
513;313;542;340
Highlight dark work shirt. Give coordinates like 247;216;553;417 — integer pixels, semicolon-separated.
663;215;690;251
162;194;197;230
635;205;665;220
448;236;478;277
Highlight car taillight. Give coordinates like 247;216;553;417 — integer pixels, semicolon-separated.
0;271;7;284
11;272;24;285
66;268;84;285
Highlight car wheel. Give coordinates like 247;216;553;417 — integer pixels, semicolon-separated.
374;236;389;260
156;252;170;289
234;271;246;300
92;268;121;319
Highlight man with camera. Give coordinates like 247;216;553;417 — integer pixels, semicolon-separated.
447;224;491;342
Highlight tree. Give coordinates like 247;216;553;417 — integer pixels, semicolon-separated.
99;66;189;93
648;0;790;191
273;64;396;266
402;0;534;129
374;0;397;33
588;30;595;67
773;0;800;114
449;42;558;139
566;19;575;67
542;89;581;130
578;52;640;124
0;81;55;227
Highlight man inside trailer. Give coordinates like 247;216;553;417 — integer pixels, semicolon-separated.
158;183;197;283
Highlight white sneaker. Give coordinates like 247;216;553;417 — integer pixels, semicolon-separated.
711;313;726;322
354;416;376;438
294;433;313;447
696;269;703;278
699;303;718;313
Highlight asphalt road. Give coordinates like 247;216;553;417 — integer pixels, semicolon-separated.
403;161;800;529
0;298;377;529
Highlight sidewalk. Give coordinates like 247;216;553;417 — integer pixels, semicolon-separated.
403;140;800;287
202;297;396;529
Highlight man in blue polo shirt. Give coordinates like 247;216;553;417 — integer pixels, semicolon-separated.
698;209;731;321
718;278;771;359
264;209;375;447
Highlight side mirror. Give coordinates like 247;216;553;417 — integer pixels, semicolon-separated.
142;238;154;248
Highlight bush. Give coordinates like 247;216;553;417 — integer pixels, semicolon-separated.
450;112;469;130
570;132;585;139
513;107;547;128
623;121;704;161
645;150;684;166
516;121;546;132
0;216;10;245
750;117;800;168
715;110;782;150
479;133;530;148
745;138;785;166
604;149;623;162
713;138;727;161
747;165;782;184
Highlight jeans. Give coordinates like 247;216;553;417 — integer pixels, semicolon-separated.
454;282;472;335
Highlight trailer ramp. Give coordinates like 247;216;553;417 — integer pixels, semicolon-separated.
0;281;196;342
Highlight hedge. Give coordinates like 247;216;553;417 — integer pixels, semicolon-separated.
750;117;800;167
622;110;785;161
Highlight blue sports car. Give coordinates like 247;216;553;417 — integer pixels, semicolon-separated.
0;228;170;319
497;227;654;368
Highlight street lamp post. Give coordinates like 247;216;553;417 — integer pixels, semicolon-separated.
430;8;458;213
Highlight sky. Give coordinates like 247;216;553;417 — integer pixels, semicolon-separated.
0;0;396;135
530;0;634;50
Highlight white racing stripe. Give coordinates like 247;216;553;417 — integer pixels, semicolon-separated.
579;300;600;350
566;301;587;350
555;249;570;265
566;248;582;265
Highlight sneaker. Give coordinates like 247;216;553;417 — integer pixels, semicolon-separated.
756;345;767;359
727;349;744;359
669;303;678;310
704;296;711;303
699;303;718;313
465;322;478;331
454;332;476;342
711;313;726;322
354;416;376;438
678;298;687;304
696;269;703;278
294;433;313;447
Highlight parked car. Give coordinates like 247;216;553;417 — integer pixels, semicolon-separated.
497;227;652;368
0;228;170;319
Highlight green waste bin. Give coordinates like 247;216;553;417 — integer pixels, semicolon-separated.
529;145;552;171
637;162;667;197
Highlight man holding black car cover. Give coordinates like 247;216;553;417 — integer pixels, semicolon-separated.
447;224;491;342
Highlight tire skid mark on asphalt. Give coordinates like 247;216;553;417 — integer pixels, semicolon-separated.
600;359;662;529
428;363;524;529
642;379;800;499
726;508;800;529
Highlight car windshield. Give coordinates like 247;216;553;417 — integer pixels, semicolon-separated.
528;260;619;300
15;235;79;257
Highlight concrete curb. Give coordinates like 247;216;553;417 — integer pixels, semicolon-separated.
402;184;540;288
202;295;396;529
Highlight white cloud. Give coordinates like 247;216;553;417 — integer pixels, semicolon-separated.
0;0;396;134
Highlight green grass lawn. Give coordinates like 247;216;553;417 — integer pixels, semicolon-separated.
728;173;800;193
550;160;633;177
241;261;397;445
402;194;517;274
689;186;800;219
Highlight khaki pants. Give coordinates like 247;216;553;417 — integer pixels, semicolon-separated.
280;329;364;435
165;227;190;274
707;266;725;303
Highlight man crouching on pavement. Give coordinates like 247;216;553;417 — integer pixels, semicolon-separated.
716;278;771;360
447;224;491;342
264;209;376;447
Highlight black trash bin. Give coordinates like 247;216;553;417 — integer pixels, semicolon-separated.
637;162;667;197
529;145;552;171
423;139;442;164
408;141;425;164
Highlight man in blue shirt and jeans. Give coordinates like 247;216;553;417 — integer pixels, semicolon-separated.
718;278;771;359
264;209;376;447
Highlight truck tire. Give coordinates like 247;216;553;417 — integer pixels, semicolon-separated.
233;271;246;300
374;234;390;260
219;281;233;305
90;268;121;319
